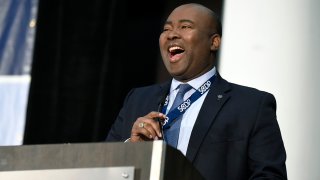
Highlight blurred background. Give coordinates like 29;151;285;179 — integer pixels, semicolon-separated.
0;0;319;179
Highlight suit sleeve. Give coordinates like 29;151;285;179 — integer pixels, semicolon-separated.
248;93;287;179
105;89;135;142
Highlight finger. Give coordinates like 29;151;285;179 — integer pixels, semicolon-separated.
143;114;166;138
143;118;163;138
135;119;159;139
131;113;166;140
144;111;166;119
142;122;158;139
131;118;155;140
131;127;152;141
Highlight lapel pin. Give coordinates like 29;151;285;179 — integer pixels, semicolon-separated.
217;94;223;100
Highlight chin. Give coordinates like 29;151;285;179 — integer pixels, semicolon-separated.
171;73;187;81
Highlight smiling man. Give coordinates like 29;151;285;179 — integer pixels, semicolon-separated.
160;4;220;83
106;3;287;180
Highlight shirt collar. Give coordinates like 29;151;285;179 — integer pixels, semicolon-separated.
170;67;216;92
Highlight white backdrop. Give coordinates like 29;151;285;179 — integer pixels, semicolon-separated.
0;76;30;145
0;0;38;145
220;0;320;179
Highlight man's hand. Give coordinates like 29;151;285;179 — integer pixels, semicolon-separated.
130;112;166;142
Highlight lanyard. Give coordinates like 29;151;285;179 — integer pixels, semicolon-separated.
161;74;216;129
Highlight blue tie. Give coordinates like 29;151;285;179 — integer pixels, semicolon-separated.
164;83;192;148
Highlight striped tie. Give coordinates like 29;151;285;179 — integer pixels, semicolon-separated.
164;83;192;148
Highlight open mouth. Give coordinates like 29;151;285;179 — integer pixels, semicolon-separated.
168;46;185;61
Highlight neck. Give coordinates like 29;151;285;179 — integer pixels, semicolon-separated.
175;64;215;83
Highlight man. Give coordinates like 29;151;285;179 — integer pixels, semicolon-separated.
107;3;287;179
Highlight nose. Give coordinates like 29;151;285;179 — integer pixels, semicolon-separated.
167;29;180;40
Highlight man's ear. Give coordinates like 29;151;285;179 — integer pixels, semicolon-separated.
210;34;221;51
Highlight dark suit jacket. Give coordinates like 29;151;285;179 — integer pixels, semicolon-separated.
106;74;287;180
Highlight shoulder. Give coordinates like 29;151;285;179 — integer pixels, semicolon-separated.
232;84;276;111
128;82;168;97
215;72;272;97
217;75;276;105
229;82;274;97
215;76;278;117
122;81;170;103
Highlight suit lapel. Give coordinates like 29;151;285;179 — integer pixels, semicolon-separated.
154;81;171;110
186;75;231;162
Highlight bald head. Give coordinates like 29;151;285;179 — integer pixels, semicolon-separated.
171;3;222;36
159;3;222;82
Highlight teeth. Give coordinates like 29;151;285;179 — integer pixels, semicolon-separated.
169;46;183;52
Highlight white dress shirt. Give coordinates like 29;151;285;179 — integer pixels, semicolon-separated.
165;67;216;155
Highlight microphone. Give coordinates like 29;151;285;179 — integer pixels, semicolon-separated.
157;92;167;112
156;88;168;140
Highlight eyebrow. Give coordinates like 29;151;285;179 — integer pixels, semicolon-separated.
164;19;195;26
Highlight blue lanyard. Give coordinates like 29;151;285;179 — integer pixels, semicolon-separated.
161;75;216;129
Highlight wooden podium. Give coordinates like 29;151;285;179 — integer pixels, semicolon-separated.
0;141;203;180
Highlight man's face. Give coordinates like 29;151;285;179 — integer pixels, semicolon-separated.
159;4;219;82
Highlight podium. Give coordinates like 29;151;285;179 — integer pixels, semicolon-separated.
0;141;203;180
